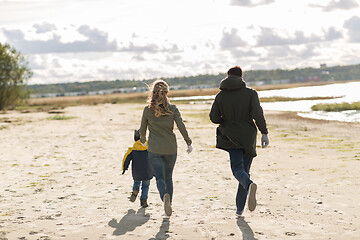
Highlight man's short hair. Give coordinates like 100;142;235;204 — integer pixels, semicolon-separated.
227;66;242;77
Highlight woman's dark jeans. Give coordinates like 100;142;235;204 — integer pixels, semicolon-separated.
148;151;177;203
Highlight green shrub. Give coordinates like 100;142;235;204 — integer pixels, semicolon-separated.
311;101;360;111
47;115;75;120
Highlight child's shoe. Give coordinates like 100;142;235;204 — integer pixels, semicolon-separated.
140;199;148;208
130;189;139;202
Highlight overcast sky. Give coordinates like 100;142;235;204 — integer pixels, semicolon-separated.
1;0;360;84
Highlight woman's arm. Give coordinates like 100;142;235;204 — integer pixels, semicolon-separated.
174;106;192;146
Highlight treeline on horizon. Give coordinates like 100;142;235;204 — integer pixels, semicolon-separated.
26;63;360;94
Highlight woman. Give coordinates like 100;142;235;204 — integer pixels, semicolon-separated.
139;79;192;217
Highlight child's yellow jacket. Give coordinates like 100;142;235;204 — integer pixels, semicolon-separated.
122;140;153;181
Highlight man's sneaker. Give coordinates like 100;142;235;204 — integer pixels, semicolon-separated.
140;199;148;208
247;183;257;211
163;193;172;216
235;210;244;218
130;189;139;202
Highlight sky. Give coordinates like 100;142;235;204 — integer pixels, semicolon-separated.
1;0;360;85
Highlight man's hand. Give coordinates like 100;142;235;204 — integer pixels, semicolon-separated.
186;145;193;154
261;134;269;148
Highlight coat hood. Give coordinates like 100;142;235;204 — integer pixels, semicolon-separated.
219;75;246;91
133;140;148;151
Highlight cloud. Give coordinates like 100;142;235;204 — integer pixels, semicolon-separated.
343;16;360;42
132;55;146;61
264;45;294;59
324;26;343;41
231;49;259;58
310;0;359;12
220;28;247;49
260;44;319;65
230;0;275;7
298;44;318;59
48;69;73;79
119;42;182;54
256;27;342;46
33;22;57;34
28;55;47;70
119;42;158;53
2;25;117;54
166;54;182;62
257;28;320;46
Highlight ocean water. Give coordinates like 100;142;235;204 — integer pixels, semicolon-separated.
171;81;360;123
258;81;360;122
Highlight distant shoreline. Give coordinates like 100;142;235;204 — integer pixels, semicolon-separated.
18;79;359;112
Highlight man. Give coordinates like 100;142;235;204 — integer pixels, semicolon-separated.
209;66;269;216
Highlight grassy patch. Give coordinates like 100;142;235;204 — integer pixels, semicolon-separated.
311;101;360;111
28;181;43;187
47;115;75;120
39;173;51;177
309;168;320;171
1;211;14;216
183;111;211;124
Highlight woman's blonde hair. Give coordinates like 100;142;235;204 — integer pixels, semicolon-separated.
147;79;172;117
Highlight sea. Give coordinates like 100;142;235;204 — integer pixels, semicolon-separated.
171;81;360;123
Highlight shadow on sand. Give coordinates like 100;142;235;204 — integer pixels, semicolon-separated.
237;217;258;240
149;217;170;240
108;208;150;236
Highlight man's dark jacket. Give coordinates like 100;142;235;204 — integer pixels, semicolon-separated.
209;75;268;157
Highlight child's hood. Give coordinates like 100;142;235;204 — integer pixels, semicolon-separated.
132;140;148;151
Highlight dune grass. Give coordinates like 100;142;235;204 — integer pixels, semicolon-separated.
47;115;75;120
311;101;360;112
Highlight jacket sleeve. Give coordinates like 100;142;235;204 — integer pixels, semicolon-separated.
250;90;268;134
209;94;223;124
174;106;192;146
122;148;133;174
139;107;148;144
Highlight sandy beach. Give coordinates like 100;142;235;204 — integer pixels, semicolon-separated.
1;103;359;239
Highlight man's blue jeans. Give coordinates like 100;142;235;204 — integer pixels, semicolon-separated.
228;149;253;213
133;180;150;200
148;152;177;203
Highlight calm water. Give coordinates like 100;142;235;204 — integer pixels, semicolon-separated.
171;81;360;123
258;81;360;122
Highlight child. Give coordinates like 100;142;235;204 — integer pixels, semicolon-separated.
122;130;153;208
